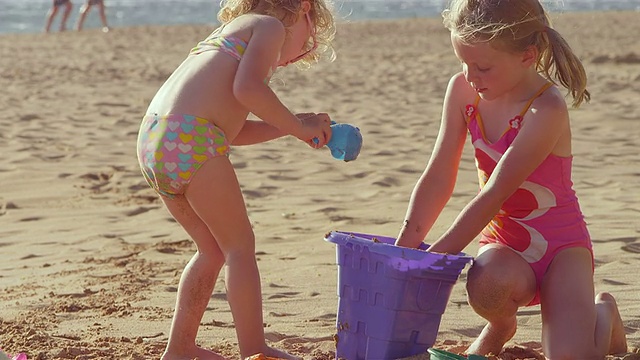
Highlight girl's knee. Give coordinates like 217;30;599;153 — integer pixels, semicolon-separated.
194;248;225;267
466;264;534;317
466;265;513;315
224;245;257;264
468;247;536;310
214;228;256;257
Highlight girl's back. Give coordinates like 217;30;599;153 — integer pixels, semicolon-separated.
146;15;262;140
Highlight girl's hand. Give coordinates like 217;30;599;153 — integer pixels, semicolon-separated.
294;113;332;148
295;112;316;120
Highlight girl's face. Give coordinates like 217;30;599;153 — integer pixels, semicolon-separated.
279;2;317;66
451;34;532;101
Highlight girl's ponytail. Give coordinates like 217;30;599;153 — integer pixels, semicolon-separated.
538;26;590;107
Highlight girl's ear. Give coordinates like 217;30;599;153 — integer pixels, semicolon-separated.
301;0;311;14
521;45;538;68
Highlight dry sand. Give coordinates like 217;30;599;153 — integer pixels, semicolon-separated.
1;10;639;360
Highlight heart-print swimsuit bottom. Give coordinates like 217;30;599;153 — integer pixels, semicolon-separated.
136;113;231;198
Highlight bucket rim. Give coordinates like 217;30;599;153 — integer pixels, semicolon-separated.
324;230;474;262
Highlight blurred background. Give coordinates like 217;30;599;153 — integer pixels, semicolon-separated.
1;0;639;34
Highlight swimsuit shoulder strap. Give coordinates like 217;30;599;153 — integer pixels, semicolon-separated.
464;95;482;123
473;94;481;107
213;22;226;34
519;82;554;117
206;21;230;39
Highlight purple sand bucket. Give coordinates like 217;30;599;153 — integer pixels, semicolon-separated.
324;231;473;360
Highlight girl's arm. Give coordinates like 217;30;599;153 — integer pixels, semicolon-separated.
233;17;329;146
231;114;318;146
231;119;285;146
395;73;470;248
429;89;569;254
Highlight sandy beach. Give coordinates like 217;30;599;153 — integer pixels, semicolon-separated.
1;10;639;360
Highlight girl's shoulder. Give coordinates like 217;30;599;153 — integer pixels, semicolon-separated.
533;84;566;108
518;84;571;139
527;84;569;121
229;13;284;31
242;15;286;46
446;71;477;107
448;72;475;95
252;14;286;33
212;14;285;45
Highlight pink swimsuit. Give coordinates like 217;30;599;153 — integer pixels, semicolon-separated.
466;83;593;306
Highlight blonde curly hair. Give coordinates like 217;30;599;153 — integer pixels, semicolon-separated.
218;0;337;66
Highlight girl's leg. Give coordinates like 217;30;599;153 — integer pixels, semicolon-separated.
60;2;72;31
98;3;109;31
75;2;90;31
540;247;627;359
465;244;537;356
44;6;59;33
160;195;227;360
184;156;300;359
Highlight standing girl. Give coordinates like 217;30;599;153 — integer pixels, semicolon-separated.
76;0;110;32
395;0;627;358
44;0;73;33
136;0;336;358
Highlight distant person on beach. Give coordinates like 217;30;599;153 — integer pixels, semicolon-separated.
76;0;109;32
44;0;73;33
395;0;627;358
135;0;336;358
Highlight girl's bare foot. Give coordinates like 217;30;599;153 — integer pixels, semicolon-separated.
161;346;228;360
466;316;517;356
596;292;627;354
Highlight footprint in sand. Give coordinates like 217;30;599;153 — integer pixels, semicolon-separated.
0;200;19;216
19;216;43;222
268;312;295;317
264;331;334;344
350;171;374;179
268;283;288;289
152;240;192;255
19;114;41;121
316;313;336;321
93;101;131;108
621;241;640;254
267;174;300;181
0;164;17;172
243;189;270;199
591;52;640;64
203;319;234;328
210;293;227;301
602;278;628;286
372;176;401;187
79;171;113;181
328;214;354;222
267;292;301;300
125;206;158;216
622;318;640;336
